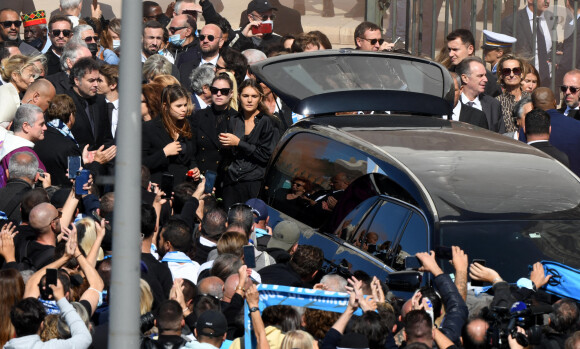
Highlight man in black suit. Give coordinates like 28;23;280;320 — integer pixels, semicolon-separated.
67;57;114;152
47;41;92;95
456;57;505;133
45;15;73;76
178;23;221;92
524;108;570;167
557;69;580;120
501;0;554;87
259;245;323;288
446;72;489;129
446;29;501;97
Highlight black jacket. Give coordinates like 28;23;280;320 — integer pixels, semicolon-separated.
0;178;32;223
434;274;469;346
224;112;278;184
45;49;63;76
530;140;570;168
35;126;82;187
68;89;114;151
459;103;489;129
259;262;306;287
142;117;196;187
46;71;72;95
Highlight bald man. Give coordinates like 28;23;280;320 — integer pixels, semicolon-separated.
197;276;224;299
519;87;580;176
22;79;57;112
27;202;61;268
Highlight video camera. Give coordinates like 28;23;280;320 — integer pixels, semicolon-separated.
482;301;553;349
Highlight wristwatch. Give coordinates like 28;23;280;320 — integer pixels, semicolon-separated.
249;307;260;313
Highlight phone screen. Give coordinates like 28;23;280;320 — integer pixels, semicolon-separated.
405;256;422;270
243;245;256;268
46;268;58;286
204;170;217;194
68;156;81;179
160;174;174;199
75;170;90;195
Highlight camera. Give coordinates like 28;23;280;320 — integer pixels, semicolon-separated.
140;312;155;333
482;302;551;348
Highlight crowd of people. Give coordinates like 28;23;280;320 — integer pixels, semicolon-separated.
0;0;580;348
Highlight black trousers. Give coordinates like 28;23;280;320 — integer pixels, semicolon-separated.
222;180;261;209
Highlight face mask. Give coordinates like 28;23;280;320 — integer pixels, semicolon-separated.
87;43;98;57
169;34;185;47
112;40;121;50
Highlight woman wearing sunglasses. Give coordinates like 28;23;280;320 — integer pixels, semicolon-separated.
189;74;237;187
495;55;528;134
218;79;279;208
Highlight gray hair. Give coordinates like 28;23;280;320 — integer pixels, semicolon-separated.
57;302;90;337
60;0;82;10
29;54;48;74
190;64;215;95
142;55;173;81
13;104;43;132
8;151;38;180
320;274;347;292
174;0;196;14
242;49;267;65
449;71;462;89
70;24;94;46
60;41;88;72
513;95;533;121
455;56;484;85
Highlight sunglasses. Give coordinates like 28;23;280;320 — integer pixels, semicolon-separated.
169;26;187;33
360;37;385;46
182;10;198;17
501;67;521;76
251;13;276;21
198;34;220;42
210;86;231;95
561;85;580;94
84;36;99;43
0;20;21;28
51;29;72;37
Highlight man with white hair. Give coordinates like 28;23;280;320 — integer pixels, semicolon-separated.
0;104;47;187
0;151;41;221
46;41;91;94
59;0;83;27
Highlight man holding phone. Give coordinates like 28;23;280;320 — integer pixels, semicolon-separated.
239;0;281;51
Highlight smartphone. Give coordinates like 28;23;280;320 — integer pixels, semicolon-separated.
434;246;453;260
251;22;273;35
471;259;486;287
46;268;58;286
243;245;256;268
204;170;217;194
160;174;174;199
75;170;90;195
405;256;422;270
68;156;81;179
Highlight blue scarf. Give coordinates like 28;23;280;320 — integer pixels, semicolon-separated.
48;119;77;145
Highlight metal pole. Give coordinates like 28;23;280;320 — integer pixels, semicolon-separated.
392;0;397;42
431;0;436;58
444;0;450;38
551;0;557;92
532;0;537;68
574;1;578;69
483;0;488;30
471;0;476;45
108;0;143;346
452;0;458;30
512;0;518;51
411;0;417;54
418;0;423;54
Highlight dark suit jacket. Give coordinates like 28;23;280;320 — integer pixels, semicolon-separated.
557;16;580;84
142;118;196;187
239;0;304;35
459;103;489;129
190;106;236;175
479;94;505;133
485;69;502;97
557;106;580;121
519;109;580;176
530;140;570;168
502;8;555;86
45;49;62;76
35;126;82;187
46;71;72;95
178;55;203;93
68;90;114;151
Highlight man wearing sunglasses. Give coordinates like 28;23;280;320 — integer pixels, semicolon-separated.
0;8;39;56
354;21;393;52
559;70;580;120
45;15;73;75
167;14;201;69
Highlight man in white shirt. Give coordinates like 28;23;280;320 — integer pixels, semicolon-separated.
158;220;201;285
443;72;488;129
97;64;119;137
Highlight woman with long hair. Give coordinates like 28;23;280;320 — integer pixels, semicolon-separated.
495;55;528;134
142;84;196;187
0;268;25;347
219;79;279;207
190;73;237;191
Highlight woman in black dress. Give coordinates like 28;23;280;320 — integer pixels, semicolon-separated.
142;85;196;188
218;79;279;208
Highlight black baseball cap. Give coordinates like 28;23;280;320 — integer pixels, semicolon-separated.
196;310;227;337
247;0;277;13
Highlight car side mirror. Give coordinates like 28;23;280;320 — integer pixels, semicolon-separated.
386;270;422;292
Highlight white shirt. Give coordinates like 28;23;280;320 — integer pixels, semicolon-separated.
526;7;552;73
442;102;461;121
195;94;209;109
460;93;483;111
200;55;219;67
106;98;119;137
161;251;201;285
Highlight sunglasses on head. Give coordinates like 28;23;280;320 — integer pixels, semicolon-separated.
361;37;385;46
51;29;72;37
169;26;187;33
561;85;580;94
182;10;198;17
501;67;521;76
0;20;21;28
84;36;99;43
198;34;219;42
210;86;231;95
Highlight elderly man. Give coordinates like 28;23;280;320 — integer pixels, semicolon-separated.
0;104;47;187
456;57;504;133
0;8;39;55
167;14;200;68
445;72;488;129
45;15;73;75
59;0;83;27
46;41;92;94
0;152;43;222
21;10;48;52
189;64;215;111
